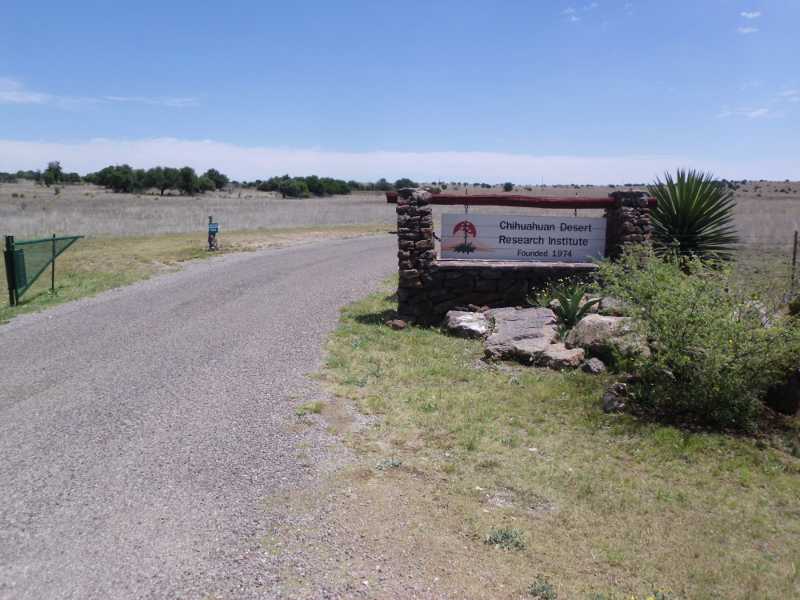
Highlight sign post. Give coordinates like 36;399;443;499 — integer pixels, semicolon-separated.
4;235;16;306
208;216;219;251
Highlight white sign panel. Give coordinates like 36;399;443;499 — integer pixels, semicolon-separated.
441;213;606;262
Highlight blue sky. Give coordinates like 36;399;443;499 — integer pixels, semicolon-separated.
1;1;798;182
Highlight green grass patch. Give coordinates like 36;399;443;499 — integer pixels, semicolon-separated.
1;225;385;323
322;278;800;599
295;401;324;416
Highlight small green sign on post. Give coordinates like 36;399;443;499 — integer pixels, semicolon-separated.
3;234;83;306
208;216;219;251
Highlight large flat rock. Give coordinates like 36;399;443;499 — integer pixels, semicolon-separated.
565;313;649;361
484;307;558;360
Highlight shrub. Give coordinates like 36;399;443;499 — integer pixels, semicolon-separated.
203;168;229;190
502;181;514;192
648;169;738;260
597;247;800;431
278;177;310;198
527;575;557;599
484;527;526;550
197;175;216;193
394;177;418;190
789;296;800;316
177;166;198;195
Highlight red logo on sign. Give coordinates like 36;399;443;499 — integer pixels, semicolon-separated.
452;220;478;254
452;220;477;237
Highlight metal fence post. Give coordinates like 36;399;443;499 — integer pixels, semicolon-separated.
4;235;16;306
51;233;56;293
791;230;798;296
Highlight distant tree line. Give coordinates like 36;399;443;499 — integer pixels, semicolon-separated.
239;176;422;198
85;165;229;195
0;162;81;185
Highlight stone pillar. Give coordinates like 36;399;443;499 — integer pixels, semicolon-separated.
604;191;653;259
396;189;436;321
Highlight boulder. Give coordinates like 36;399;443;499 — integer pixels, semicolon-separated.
541;344;585;370
766;368;800;415
602;382;628;413
581;357;607;374
565;314;649;362
385;319;408;330
484;307;558;361
598;296;627;316
444;311;490;339
508;336;555;362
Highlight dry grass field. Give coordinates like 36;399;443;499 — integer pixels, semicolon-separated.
0;181;395;237
2;181;799;243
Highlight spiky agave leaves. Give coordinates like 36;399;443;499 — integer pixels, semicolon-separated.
648;169;739;260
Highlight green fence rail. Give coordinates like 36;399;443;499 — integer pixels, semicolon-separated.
4;235;83;306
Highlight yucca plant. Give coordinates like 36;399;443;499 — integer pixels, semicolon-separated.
530;280;600;334
648;169;738;260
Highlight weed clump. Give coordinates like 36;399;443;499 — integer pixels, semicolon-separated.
484;527;526;550
527;575;557;599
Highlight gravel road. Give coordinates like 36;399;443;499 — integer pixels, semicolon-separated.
0;235;395;599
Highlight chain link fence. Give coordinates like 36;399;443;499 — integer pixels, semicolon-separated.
4;235;82;305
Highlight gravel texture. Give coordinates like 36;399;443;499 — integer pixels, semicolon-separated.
0;235;395;599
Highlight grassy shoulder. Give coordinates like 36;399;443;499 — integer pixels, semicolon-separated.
319;279;800;599
1;225;386;323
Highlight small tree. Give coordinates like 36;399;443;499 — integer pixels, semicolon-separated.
278;177;310;198
394;177;418;190
375;178;393;191
178;166;198;195
197;175;216;193
43;161;63;187
203;168;228;190
502;182;514;192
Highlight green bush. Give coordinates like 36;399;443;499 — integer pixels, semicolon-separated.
597;247;800;431
196;175;214;193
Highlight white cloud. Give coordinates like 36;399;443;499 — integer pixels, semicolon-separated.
0;78;197;108
0;78;51;104
740;11;762;19
0;137;796;183
103;96;199;108
584;2;599;10
780;90;799;102
717;107;774;119
737;26;759;34
0;137;683;183
569;15;580;22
